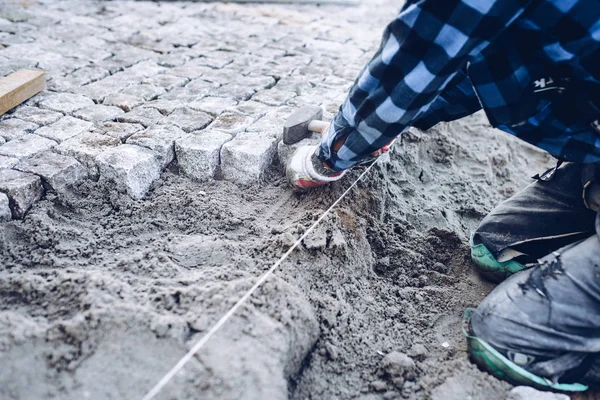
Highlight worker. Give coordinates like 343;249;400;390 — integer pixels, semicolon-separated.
286;0;600;390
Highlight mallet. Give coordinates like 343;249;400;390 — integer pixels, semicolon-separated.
282;105;329;145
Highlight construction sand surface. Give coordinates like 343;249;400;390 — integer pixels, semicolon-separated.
0;0;558;399
1;113;555;399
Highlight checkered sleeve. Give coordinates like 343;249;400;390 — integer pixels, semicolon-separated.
318;0;529;171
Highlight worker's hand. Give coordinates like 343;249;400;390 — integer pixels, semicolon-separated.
286;145;346;192
355;138;397;167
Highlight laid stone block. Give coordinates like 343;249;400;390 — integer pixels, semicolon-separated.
166;108;212;133
12;106;63;126
170;63;211;79
227;100;270;117
103;93;144;112
0;192;10;221
143;74;189;91
175;131;232;181
14;151;88;193
184;79;221;98
93;122;144;142
188;97;238;116
0;134;56;159
117;107;165;127
0;169;44;219
0;155;18;169
220;132;278;184
73;104;124;123
207;113;254;135
127;124;186;168
252;89;297;106
35;116;93;143
39;93;95;114
246;106;294;141
96;144;161;199
139;100;181;115
121;84;166;101
0;118;38;141
55;132;120;179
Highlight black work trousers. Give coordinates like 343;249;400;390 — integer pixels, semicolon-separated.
471;163;600;385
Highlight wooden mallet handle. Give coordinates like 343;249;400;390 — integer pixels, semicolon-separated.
308;120;329;134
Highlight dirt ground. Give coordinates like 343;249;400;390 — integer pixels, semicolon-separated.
0;106;560;399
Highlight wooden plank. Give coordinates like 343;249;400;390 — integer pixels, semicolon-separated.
0;69;46;116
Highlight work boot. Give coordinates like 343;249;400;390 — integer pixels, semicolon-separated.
286;145;346;192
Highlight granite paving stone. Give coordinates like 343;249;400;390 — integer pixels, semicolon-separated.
175;131;232;181
188;97;238;116
0;155;19;170
0;169;44;219
143;74;189;91
121;84;167;102
0;192;10;222
12;106;63;126
220;131;278;184
0;134;56;160
117;107;165;127
166;107;212;133
103;93;145;112
35;116;93;143
96;144;161;199
55;132;121;178
207;113;255;135
14;151;88;193
0;118;39;141
73;104;125;123
126;124;187;168
38;92;95;114
93;122;145;142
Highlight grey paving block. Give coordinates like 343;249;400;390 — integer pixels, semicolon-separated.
139;100;182;115
158;87;200;103
103;93;144;112
0;118;39;141
0;134;56;160
69;66;110;86
127;60;168;78
188;97;238;116
246;106;294;140
0;169;44;219
35;116;93;143
170;62;212;79
227;100;270;117
121;84;166;101
200;69;241;85
166;107;212;133
0;155;18;170
117;107;165;127
184;79;221;98
143;74;189;91
12;106;63;126
207;113;254;136
0;192;10;221
126;124;186;168
220;131;278;184
38;93;95;114
55;132;121;178
252;89;297;107
72;104;124;123
175;131;232;181
93;122;144;142
96;144;161;199
14;151;88;193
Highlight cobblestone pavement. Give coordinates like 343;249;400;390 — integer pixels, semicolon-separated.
0;0;392;220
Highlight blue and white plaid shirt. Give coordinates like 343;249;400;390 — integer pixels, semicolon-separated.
318;0;600;171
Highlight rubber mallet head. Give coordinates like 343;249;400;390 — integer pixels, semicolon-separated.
283;106;325;145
